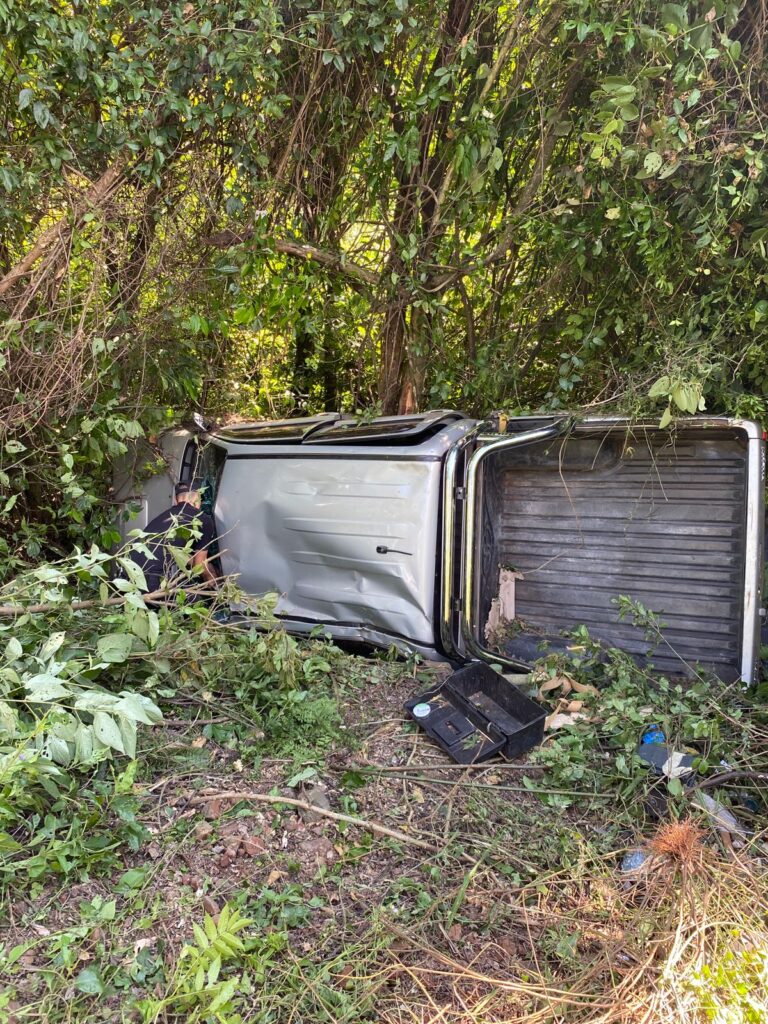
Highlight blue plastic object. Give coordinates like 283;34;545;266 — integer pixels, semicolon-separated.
641;724;666;745
621;849;648;872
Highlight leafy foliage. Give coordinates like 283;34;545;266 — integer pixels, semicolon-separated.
0;538;343;895
2;0;768;553
529;618;755;811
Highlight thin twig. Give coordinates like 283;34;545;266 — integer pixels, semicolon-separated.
187;789;482;867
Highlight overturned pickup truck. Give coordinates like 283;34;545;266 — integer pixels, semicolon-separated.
115;412;765;684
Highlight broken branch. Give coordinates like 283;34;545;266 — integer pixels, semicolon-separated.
187;789;482;866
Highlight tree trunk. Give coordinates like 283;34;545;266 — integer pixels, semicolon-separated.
380;296;408;414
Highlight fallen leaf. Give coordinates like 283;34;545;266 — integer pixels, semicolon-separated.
562;700;584;713
202;895;220;916
446;923;462;941
202;798;224;820
545;710;589;731
191;736;207;749
411;786;425;805
241;836;266;857
30;923;51;937
496;934;517;955
569;679;600;698
537;674;573;698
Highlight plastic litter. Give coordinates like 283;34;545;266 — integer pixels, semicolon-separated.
405;662;545;764
641;724;666;745
620;849;648;872
695;793;749;838
637;742;696;780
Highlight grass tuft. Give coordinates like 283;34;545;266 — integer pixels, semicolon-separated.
650;818;705;866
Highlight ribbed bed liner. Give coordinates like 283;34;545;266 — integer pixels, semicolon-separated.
479;429;748;679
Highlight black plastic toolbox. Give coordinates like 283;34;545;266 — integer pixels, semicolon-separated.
404;662;545;764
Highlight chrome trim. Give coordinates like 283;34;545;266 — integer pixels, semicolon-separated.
439;425;481;660
737;419;764;684
460;418;572;668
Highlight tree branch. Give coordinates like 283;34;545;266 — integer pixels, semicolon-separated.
0;159;129;301
203;228;380;288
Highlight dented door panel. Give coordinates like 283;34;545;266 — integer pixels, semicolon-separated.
216;453;444;647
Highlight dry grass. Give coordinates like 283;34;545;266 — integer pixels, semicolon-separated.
650;818;705;865
375;818;768;1024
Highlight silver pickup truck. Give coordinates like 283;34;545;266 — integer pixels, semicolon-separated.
115;411;765;683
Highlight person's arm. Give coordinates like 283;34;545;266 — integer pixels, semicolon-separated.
191;511;218;585
191;547;217;584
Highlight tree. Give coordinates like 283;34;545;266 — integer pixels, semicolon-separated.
1;0;767;553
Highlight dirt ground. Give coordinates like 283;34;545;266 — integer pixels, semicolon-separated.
5;661;762;1024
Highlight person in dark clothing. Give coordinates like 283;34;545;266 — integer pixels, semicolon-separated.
129;480;218;600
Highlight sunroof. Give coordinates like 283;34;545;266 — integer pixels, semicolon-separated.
303;410;465;445
215;414;341;443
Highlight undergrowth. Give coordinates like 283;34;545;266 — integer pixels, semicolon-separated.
0;545;347;898
1;564;767;1023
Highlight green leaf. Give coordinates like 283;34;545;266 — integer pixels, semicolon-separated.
3;637;22;662
32;101;51;129
0;831;24;855
667;776;684;797
40;631;66;662
659;405;673;429
643;152;663;175
168;544;191;574
648;375;671;399
661;4;688;30
0;700;18;737
96;633;133;664
658;160;681;179
17;88;33;110
75;966;108;996
285;766;318;788
75;722;95;763
117;557;148;591
24;673;70;702
118;715;137;759
116;867;148;892
207;976;239;1015
114;692;163;726
92;711;125;753
671;384;688;411
47;736;73;765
